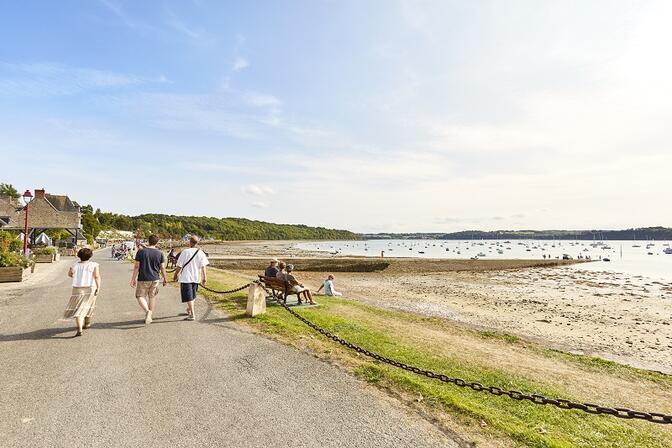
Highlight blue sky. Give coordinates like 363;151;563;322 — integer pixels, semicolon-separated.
1;1;671;232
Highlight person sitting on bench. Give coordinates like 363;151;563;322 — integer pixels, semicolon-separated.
265;258;279;278
275;261;287;281
285;264;315;305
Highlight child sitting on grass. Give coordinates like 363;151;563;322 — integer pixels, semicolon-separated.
316;274;342;296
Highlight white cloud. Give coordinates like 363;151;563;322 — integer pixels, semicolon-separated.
251;201;269;208
99;0;156;32
184;163;256;174
110;92;262;139
0;62;166;96
232;57;249;72
245;91;280;108
242;184;275;196
166;10;203;40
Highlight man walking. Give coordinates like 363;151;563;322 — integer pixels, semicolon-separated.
173;236;209;321
130;234;167;324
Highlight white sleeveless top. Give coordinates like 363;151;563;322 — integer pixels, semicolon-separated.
72;261;98;287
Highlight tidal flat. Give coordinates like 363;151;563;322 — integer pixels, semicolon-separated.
201;240;672;374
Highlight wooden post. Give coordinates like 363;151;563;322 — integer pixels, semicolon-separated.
246;283;266;317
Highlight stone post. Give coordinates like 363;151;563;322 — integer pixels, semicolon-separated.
246;283;267;317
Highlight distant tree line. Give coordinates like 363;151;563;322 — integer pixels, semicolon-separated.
3;181;356;242
92;211;358;241
363;227;672;241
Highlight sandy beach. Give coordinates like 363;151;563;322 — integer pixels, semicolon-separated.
203;240;672;374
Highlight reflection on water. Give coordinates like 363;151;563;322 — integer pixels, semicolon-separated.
295;239;672;283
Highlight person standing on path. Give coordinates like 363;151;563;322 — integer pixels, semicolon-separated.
63;248;101;336
130;234;167;324
173;236;209;321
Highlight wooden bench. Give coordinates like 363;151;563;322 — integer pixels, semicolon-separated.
258;275;304;304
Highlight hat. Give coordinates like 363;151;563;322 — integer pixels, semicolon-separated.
270;258;279;263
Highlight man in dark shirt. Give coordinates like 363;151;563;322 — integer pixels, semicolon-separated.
264;259;279;278
130;234;167;324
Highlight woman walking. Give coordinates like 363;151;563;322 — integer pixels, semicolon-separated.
63;248;101;336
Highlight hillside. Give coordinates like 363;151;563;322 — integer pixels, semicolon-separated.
92;211;357;241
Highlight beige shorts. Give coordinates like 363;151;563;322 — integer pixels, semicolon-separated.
136;280;160;299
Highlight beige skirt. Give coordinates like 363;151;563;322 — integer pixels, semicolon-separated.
63;286;96;319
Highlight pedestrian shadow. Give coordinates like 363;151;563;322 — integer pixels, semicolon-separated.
0;327;79;341
92;316;187;330
0;316;188;341
200;314;246;325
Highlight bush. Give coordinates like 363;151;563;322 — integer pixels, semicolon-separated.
0;251;32;268
0;230;21;252
32;246;57;255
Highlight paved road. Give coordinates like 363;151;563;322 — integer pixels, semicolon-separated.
0;255;461;447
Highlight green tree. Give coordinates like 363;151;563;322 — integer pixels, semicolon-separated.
46;228;71;241
0;183;20;199
81;210;101;239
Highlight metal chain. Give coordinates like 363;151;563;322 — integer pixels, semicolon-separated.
199;282;251;295
164;266;249;294
163;273;250;295
197;280;672;424
248;281;672;425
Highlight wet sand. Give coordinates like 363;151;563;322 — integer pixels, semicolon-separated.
313;268;672;374
205;241;672;374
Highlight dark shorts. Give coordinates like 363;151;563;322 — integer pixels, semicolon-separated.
180;283;199;303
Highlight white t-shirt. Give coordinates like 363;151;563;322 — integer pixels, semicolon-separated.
72;261;98;287
176;248;209;283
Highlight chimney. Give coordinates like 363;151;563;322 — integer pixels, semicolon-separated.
34;189;46;199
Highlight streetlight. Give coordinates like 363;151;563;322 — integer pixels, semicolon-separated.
21;190;33;256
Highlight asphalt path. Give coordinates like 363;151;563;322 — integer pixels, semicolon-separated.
0;255;460;447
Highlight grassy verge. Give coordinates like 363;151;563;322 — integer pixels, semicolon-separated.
198;268;672;447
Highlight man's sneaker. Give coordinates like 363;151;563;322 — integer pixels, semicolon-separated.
184;315;195;321
145;311;153;325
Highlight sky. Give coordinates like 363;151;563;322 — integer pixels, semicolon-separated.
0;0;671;233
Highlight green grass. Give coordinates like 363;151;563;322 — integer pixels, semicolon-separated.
537;348;672;386
478;330;521;344
197;270;672;447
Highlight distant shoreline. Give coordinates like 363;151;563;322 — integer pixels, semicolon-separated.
361;226;672;241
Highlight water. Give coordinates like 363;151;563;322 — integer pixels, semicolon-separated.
295;239;672;283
